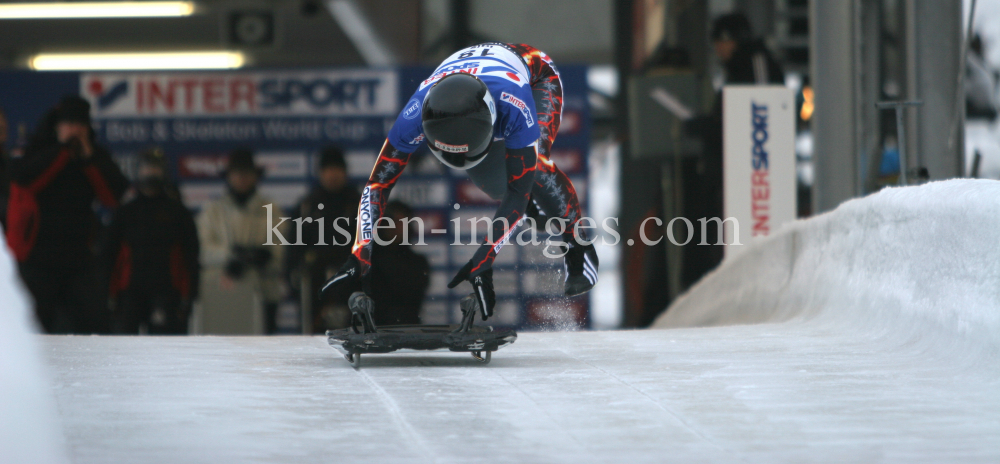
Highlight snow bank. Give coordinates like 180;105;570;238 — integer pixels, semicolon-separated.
653;179;1000;359
0;236;68;464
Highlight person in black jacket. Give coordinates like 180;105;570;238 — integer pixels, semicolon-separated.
290;146;361;332
0;106;9;230
683;13;785;286
105;149;200;334
7;95;129;333
368;200;430;326
711;14;784;86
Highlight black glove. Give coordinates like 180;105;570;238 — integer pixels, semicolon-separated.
320;255;367;299
233;245;272;267
224;258;246;279
448;261;495;320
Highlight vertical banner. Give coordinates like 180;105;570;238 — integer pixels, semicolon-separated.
722;86;796;258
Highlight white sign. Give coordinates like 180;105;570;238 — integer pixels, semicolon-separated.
255;152;309;178
722;86;796;258
81;70;399;118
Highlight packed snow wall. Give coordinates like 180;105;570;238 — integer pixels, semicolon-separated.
0;235;68;464
653;179;1000;362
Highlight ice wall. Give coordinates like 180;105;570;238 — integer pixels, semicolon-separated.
0;236;68;464
653;179;1000;361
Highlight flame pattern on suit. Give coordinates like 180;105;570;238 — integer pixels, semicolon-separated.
351;44;583;279
465;143;537;275
351;140;410;273
507;43;584;240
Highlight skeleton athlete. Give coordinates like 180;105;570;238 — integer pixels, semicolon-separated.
322;42;599;320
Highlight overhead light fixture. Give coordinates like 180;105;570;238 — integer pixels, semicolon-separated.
0;1;196;19
30;51;246;70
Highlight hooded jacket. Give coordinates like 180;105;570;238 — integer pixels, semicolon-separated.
6;108;128;264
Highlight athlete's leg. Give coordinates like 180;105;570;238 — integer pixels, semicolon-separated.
508;44;598;295
507;44;584;242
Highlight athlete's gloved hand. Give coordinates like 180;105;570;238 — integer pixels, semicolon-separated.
320;255;368;299
448;261;495;320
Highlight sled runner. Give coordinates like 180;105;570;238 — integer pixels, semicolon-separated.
326;292;517;367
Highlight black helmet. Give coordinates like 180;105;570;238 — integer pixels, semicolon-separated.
422;73;496;170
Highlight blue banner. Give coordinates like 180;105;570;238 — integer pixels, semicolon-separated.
0;65;591;330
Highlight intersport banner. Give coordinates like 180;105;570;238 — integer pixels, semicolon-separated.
81;70;398;146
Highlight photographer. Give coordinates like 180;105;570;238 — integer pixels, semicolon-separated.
7;95;128;333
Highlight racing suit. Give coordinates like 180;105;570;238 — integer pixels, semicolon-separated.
351;43;584;281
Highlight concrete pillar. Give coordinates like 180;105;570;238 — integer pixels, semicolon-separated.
811;0;960;214
810;0;858;213
906;0;963;180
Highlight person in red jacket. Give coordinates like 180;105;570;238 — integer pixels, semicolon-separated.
0;106;10;230
7;96;128;333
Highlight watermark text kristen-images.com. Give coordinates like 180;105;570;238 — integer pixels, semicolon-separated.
260;204;743;257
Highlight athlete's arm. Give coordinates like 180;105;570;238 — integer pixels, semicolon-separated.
350;139;413;275
467;144;537;276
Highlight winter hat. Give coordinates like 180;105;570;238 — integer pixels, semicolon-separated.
225;147;264;176
138;147;167;171
319;146;346;170
711;13;752;42
54;95;91;124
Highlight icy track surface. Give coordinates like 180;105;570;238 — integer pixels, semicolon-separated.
45;330;998;464
41;180;1000;463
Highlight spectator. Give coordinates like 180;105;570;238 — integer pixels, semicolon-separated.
710;13;784;87
683;13;784;286
0;105;9;230
368;200;430;326
289;146;360;333
105;148;199;334
196;148;285;334
7;95;128;333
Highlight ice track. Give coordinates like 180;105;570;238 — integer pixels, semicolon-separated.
43;324;999;464
22;180;1000;462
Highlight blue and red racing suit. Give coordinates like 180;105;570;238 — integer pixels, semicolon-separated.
352;43;584;279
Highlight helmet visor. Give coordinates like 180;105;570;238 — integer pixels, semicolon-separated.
430;136;493;170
